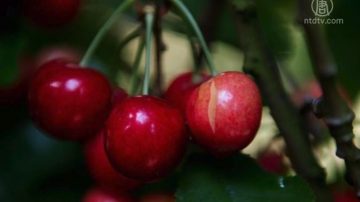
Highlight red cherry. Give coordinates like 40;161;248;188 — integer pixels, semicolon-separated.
106;96;186;181
28;59;112;141
139;193;175;202
257;152;287;174
112;87;128;106
84;131;141;190
164;72;210;112
82;187;135;202
24;0;81;27
186;71;262;157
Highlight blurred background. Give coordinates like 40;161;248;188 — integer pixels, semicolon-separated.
0;0;359;201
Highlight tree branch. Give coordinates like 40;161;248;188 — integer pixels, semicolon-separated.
233;5;331;202
298;0;360;197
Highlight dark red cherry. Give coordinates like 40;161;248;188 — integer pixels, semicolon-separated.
333;188;359;202
164;72;210;112
82;187;135;202
257;151;288;174
112;87;128;106
24;0;81;27
28;59;112;141
106;96;186;181
186;71;262;157
84;131;141;190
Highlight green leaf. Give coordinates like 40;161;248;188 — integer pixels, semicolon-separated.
176;154;315;202
0;34;27;86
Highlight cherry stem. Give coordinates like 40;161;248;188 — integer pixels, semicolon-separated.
80;0;135;67
130;37;145;95
142;6;155;95
118;26;142;51
170;0;217;76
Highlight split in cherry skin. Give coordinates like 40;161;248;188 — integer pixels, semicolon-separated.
186;71;262;157
105;95;187;181
23;0;81;28
28;59;112;141
84;130;141;191
164;71;210;112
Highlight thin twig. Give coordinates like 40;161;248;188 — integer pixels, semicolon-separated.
153;2;165;96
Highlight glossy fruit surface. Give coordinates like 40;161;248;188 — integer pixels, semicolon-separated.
186;71;262;157
24;0;81;27
106;96;186;181
82;187;135;202
164;72;210;112
84;131;141;190
29;59;112;141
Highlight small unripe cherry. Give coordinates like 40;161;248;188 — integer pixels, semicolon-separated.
186;71;262;157
82;187;135;202
164;72;210;112
84;131;141;191
28;59;112;141
106;96;186;181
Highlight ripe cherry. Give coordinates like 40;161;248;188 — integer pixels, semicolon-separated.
84;131;141;191
82;187;135;202
28;59;112;141
186;71;262;157
112;87;128;105
106;96;186;181
257;152;288;174
24;0;81;27
164;72;210;112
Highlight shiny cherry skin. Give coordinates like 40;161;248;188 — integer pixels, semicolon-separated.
82;187;135;202
186;71;262;157
139;193;175;202
164;72;210;112
24;0;80;27
84;131;141;190
29;59;112;141
106;96;186;181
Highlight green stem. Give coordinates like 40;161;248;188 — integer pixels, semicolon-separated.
118;26;142;51
142;8;155;95
80;0;135;66
170;0;217;76
130;37;145;95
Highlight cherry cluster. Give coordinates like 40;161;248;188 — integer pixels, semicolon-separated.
27;58;262;200
2;0;263;201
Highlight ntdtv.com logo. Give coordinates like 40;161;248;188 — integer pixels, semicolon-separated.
304;0;344;25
